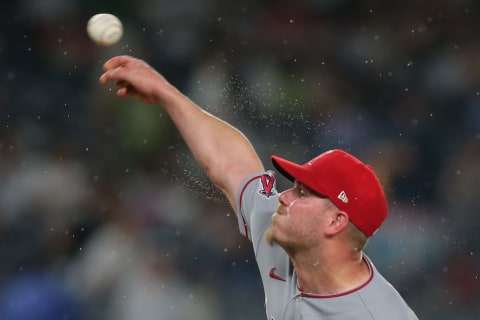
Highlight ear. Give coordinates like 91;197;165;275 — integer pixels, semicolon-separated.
325;211;349;236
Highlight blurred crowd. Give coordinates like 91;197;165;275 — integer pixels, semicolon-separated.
0;0;479;319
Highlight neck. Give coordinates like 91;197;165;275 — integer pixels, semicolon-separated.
290;247;369;295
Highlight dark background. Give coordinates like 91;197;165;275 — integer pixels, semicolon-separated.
0;0;479;319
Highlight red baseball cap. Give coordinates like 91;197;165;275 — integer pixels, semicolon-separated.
271;149;388;237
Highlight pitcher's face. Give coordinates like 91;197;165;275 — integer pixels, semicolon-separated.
265;181;335;250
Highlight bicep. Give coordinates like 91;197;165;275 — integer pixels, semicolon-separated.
216;154;264;215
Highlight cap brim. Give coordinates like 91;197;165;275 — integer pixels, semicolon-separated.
271;155;296;181
271;155;328;197
271;155;315;184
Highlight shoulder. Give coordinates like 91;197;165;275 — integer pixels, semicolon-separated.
236;171;279;242
237;171;279;211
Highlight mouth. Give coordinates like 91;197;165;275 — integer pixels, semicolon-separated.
266;205;285;247
275;203;287;216
270;205;286;228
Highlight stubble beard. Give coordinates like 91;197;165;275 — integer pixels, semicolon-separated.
265;209;279;246
265;224;275;246
265;204;286;246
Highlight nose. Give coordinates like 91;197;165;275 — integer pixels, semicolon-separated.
278;188;292;207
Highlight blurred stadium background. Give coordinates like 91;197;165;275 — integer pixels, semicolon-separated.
0;0;479;319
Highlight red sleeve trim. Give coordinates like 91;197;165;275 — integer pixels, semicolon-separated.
299;256;375;299
238;175;263;240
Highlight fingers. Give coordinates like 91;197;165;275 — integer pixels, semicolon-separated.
109;79;139;99
99;55;147;84
98;55;158;104
99;55;133;83
99;64;126;84
109;80;131;97
99;70;115;84
117;86;128;97
102;55;134;71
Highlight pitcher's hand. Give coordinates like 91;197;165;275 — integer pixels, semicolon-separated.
99;55;177;106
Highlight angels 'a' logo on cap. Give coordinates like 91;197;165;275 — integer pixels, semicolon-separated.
337;190;348;203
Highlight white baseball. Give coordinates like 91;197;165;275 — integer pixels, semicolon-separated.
87;13;123;46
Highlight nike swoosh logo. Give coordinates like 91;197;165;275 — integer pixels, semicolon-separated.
269;267;286;282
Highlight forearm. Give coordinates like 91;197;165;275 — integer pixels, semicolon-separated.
161;88;264;210
99;55;264;210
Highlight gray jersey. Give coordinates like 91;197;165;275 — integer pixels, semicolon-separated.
236;171;418;320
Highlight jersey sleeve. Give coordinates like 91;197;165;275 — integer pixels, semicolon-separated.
236;170;279;250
